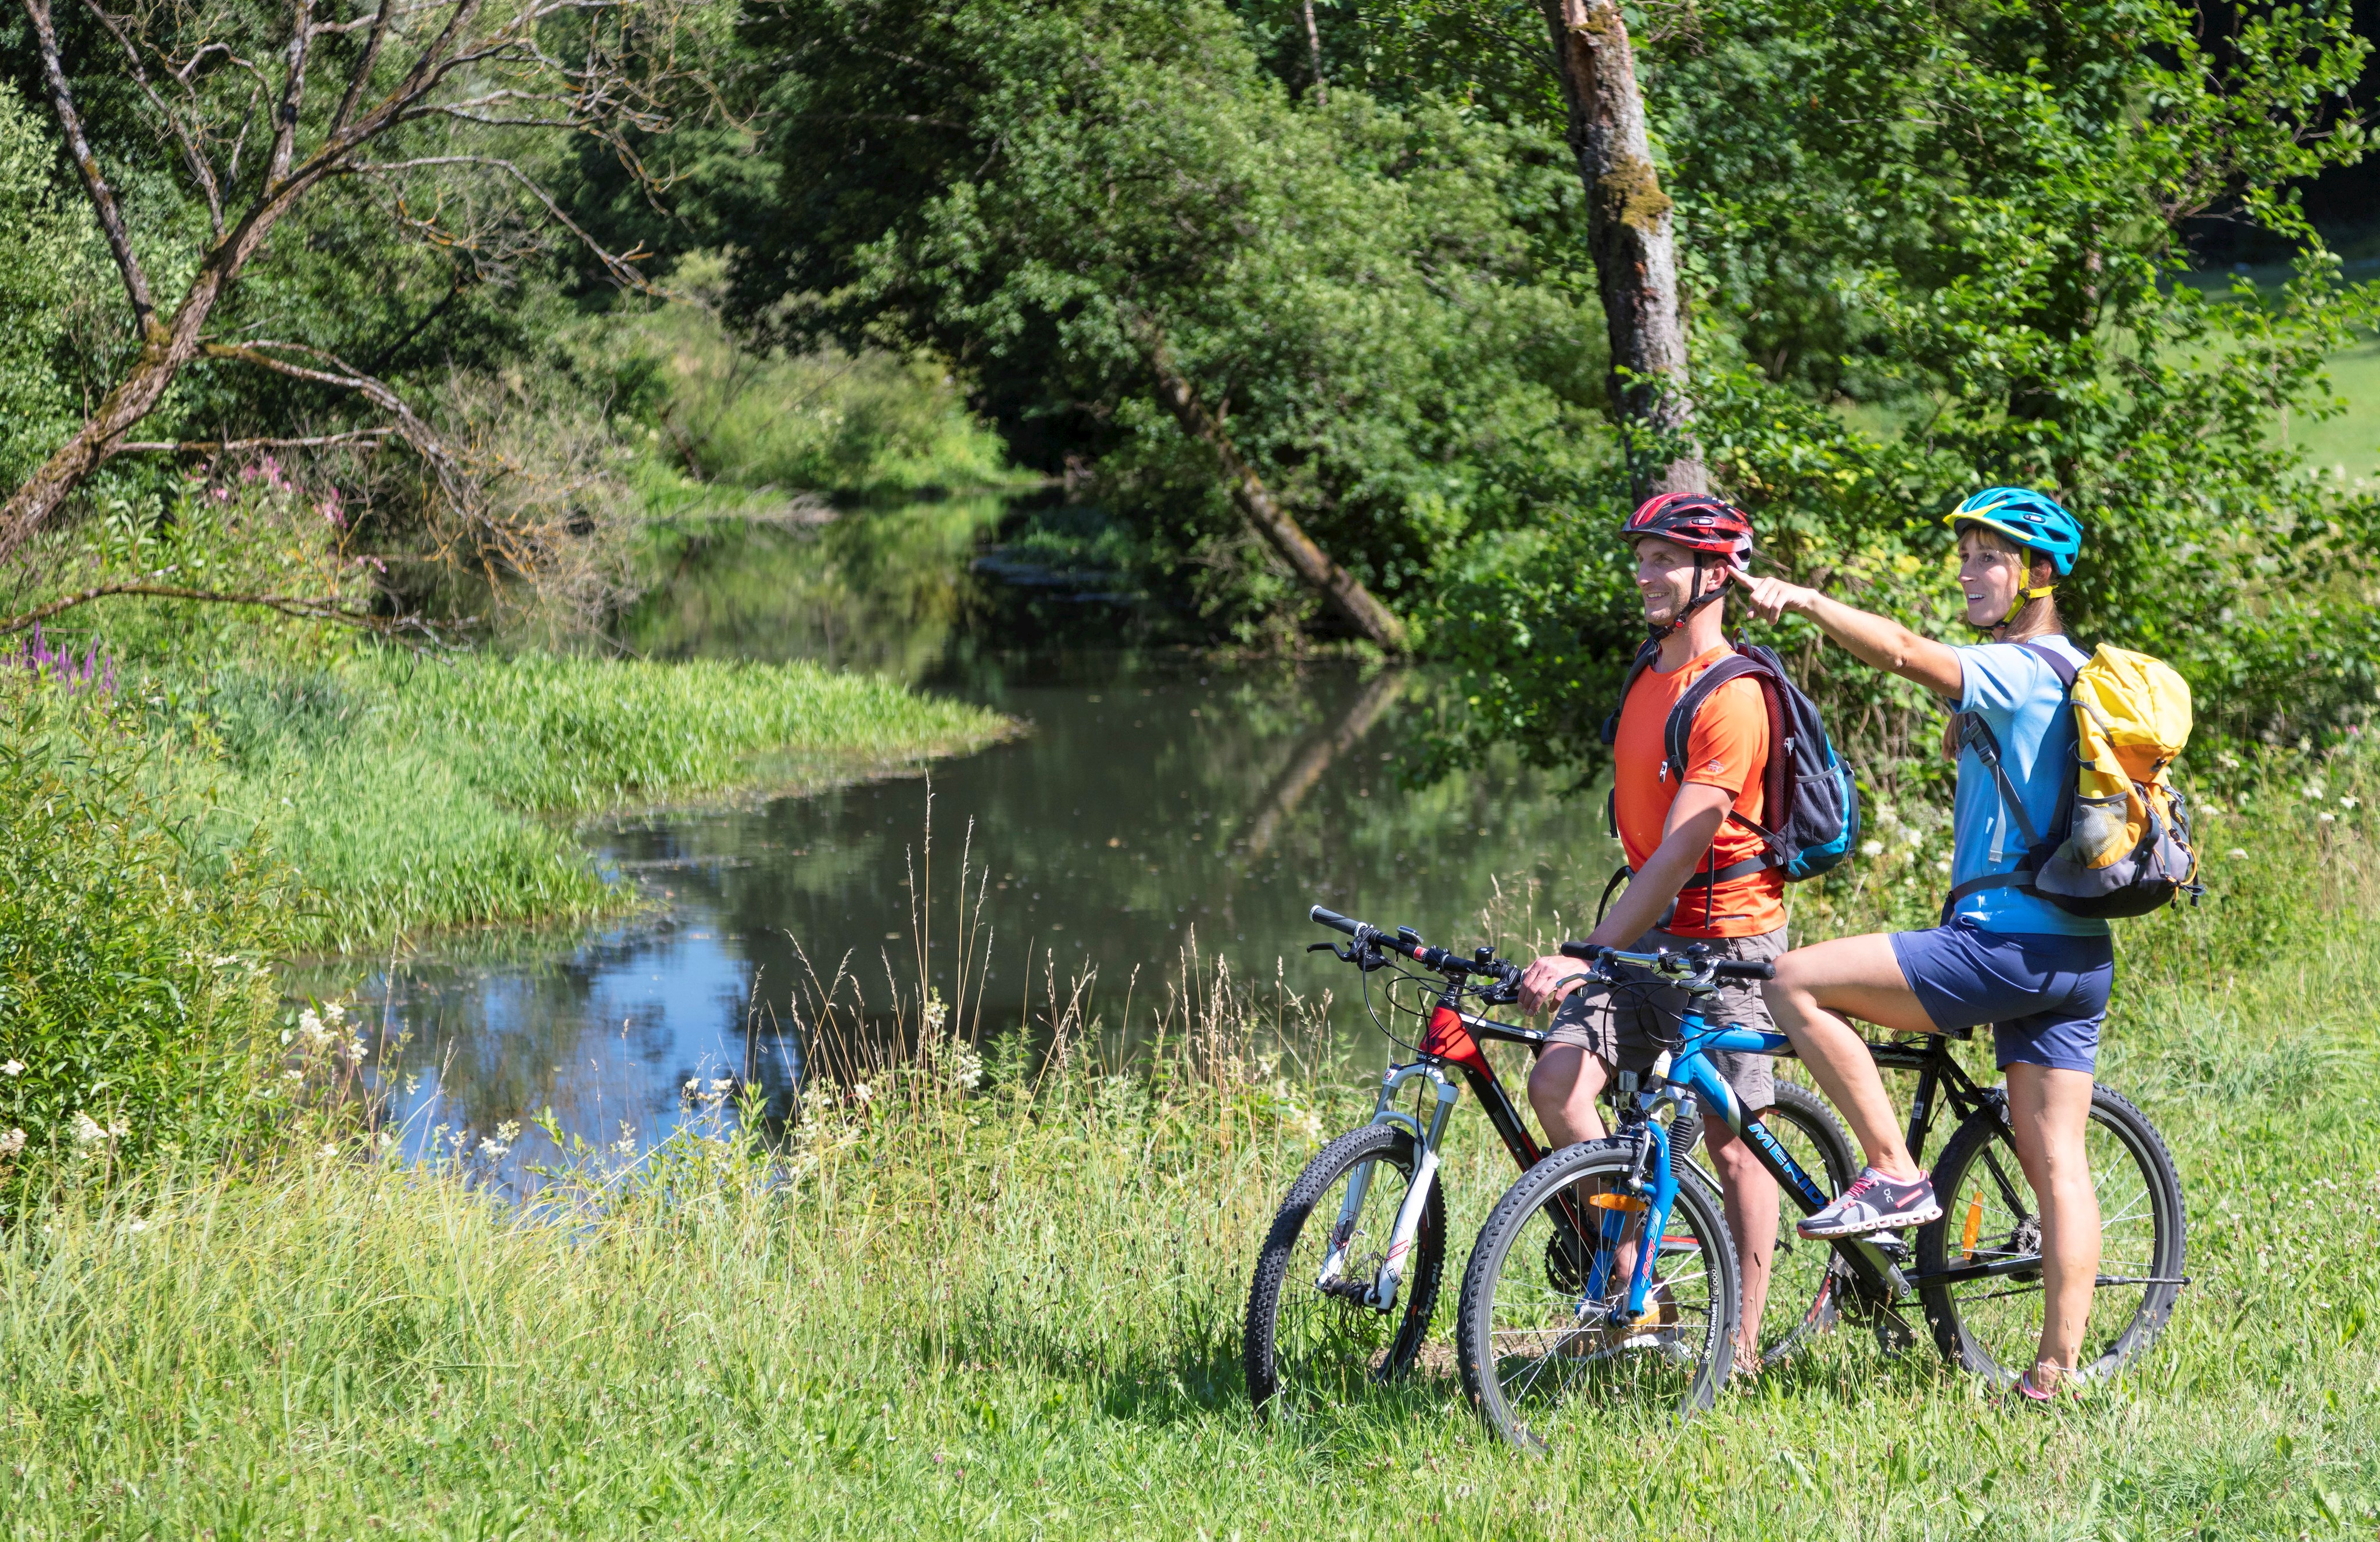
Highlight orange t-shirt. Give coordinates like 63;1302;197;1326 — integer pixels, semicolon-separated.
1611;645;1786;937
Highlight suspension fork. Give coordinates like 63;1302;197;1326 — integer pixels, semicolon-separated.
1314;1058;1461;1311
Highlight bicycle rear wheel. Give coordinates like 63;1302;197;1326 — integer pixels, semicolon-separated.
1244;1122;1445;1415
1916;1085;2186;1386
1750;1082;1859;1366
1456;1136;1739;1450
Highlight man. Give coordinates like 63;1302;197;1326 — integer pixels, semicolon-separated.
1729;486;2109;1403
1515;492;1788;1372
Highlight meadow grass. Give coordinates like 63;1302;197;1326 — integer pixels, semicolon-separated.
4;795;2378;1538
156;647;1012;951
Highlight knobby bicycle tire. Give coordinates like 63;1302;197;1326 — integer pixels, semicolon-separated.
1243;1122;1445;1415
1916;1083;2187;1386
1456;1137;1740;1451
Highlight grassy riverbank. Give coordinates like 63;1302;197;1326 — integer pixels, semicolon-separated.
156;647;1010;951
5;790;2378;1536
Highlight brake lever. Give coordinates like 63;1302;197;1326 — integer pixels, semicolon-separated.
1306;942;1338;954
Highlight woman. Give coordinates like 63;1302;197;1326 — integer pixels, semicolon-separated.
1727;486;2109;1403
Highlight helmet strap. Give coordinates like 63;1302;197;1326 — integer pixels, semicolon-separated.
1648;554;1725;643
1989;578;2058;636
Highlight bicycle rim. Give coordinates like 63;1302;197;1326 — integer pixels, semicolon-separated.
1458;1138;1737;1450
1246;1124;1443;1414
1918;1086;2186;1384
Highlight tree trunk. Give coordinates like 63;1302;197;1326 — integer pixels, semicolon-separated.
1141;336;1408;654
1540;0;1704;498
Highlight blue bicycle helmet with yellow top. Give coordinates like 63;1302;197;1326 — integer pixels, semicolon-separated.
1943;486;2083;576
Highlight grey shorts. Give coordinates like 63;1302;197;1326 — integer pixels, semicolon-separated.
1541;926;1786;1118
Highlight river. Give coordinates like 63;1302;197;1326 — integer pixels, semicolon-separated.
354;499;1623;1179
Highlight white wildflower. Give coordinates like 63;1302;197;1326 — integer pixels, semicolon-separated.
296;1008;333;1054
0;1060;22;1078
2343;796;2360;811
1861;840;1884;858
1934;858;1952;874
2227;848;2248;859
322;1000;347;1025
1902;825;1925;846
319;1143;340;1161
72;1110;107;1145
342;1035;368;1067
711;1078;733;1093
851;1082;873;1105
2303;782;2327;802
0;1128;24;1158
2320;813;2336;825
922;990;949;1035
126;1217;146;1233
683;1078;699;1095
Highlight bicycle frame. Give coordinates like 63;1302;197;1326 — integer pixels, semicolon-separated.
1604;1010;1917;1330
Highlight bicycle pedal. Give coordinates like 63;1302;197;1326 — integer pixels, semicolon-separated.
1866;1230;1910;1262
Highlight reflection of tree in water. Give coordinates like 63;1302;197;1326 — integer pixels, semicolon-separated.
620;498;1008;681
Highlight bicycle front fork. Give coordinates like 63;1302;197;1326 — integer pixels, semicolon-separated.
1315;1061;1461;1311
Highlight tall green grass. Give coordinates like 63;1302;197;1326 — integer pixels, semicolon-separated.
0;682;291;1214
160;648;1012;950
5;795;2378;1536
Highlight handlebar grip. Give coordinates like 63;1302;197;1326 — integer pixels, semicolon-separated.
1309;906;1361;938
1558;940;1600;961
1713;959;1776;982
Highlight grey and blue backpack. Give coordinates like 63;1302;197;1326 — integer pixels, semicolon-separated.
1597;641;1861;924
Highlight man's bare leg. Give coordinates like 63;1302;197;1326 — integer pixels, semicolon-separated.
1763;934;1938;1180
1706;1118;1780;1371
1528;1044;1614;1147
2003;1062;2099;1389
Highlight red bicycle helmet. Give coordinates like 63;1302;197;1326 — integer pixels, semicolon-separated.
1617;492;1755;570
1616;492;1755;641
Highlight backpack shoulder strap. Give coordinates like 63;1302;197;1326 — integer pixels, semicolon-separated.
1661;652;1769;781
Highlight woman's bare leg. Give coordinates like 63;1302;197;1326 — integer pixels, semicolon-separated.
1763;934;1940;1180
2003;1062;2099;1386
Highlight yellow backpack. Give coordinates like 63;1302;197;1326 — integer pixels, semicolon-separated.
1956;642;2205;919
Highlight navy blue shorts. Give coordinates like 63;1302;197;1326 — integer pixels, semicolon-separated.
1887;918;2113;1074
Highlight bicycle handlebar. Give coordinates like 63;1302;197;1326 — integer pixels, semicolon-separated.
1307;904;1519;984
1558;939;1775;982
1310;906;1360;938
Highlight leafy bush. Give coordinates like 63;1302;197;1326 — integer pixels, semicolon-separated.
0;685;290;1210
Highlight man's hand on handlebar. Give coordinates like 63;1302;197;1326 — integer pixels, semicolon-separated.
1517;954;1596;1014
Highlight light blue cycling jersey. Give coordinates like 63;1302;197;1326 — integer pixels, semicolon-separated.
1946;635;2109;939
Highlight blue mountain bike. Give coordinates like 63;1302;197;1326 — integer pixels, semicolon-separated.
1454;941;2187;1451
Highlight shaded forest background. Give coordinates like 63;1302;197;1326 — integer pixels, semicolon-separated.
3;0;2377;786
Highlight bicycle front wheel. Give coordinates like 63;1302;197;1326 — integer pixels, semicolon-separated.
1243;1122;1445;1415
1456;1136;1739;1450
1916;1084;2186;1386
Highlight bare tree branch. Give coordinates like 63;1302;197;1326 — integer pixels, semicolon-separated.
265;0;318;189
80;0;225;237
330;0;397;134
114;428;396;454
21;0;163;342
0;581;379;636
342;155;657;288
2;0;701;566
